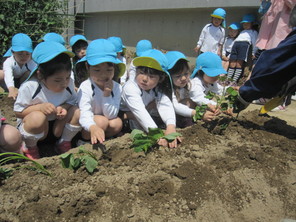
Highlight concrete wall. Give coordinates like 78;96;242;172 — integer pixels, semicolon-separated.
69;1;259;58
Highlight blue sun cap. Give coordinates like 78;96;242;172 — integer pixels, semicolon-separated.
133;49;169;74
11;33;33;53
241;14;256;23
80;38;126;77
191;52;227;78
42;32;65;45
70;34;87;47
27;41;74;80
211;8;226;20
228;22;241;30
107;36;125;53
136;39;152;57
165;51;189;70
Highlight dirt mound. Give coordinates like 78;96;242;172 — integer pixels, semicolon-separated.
0;96;296;222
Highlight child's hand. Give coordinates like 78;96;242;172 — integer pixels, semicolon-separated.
163;124;182;148
56;106;67;119
202;110;216;122
193;46;200;53
103;80;113;97
39;103;56;116
8;87;18;100
89;125;105;144
207;104;220;116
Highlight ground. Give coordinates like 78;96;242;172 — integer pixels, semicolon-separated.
0;94;295;222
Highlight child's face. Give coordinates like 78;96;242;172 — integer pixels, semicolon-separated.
88;63;114;90
242;22;252;30
41;70;71;93
212;17;223;27
229;28;239;38
172;67;190;88
75;47;87;59
136;70;161;92
13;51;31;65
203;74;219;84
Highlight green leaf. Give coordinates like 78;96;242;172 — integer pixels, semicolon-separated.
83;156;98;174
60;153;73;169
163;132;182;142
130;129;145;140
72;158;81;170
148;128;164;141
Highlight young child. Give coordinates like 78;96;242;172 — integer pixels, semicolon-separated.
166;51;218;128
128;39;153;83
77;39;125;145
3;33;36;100
107;36;127;84
194;8;226;56
14;41;81;160
70;34;89;87
121;49;181;148
228;14;258;83
190;52;227;110
0;112;22;154
222;22;241;70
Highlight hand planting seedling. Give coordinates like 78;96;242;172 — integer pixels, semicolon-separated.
60;147;98;174
192;104;208;122
130;128;181;153
0;152;51;177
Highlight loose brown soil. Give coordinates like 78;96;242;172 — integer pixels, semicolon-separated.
0;95;296;222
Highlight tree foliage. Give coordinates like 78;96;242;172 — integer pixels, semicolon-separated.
0;0;71;58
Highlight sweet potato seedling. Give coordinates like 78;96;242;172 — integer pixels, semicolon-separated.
130;128;181;153
60;147;98;174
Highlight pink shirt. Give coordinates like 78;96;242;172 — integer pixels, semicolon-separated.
256;0;296;50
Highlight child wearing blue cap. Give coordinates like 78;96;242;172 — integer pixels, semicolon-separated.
70;34;88;87
107;36;127;84
194;8;226;56
228;14;258;84
121;49;181;148
190;52;227;111
77;39;125;145
222;22;241;70
166;51;217;128
3;33;37;99
14;41;81;159
42;32;65;45
127;39;153;84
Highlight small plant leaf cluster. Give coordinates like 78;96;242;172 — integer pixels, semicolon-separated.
0;152;51;179
130;128;181;153
60;147;98;174
193;104;208;122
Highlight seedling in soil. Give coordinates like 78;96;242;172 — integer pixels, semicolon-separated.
193;104;208;122
60;147;98;174
130;128;181;153
0;167;13;180
0;152;51;177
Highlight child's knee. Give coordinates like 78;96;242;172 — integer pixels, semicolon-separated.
23;111;47;133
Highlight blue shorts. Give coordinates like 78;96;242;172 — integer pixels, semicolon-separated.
229;41;251;62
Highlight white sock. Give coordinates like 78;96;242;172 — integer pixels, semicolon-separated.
58;123;82;144
19;124;44;148
233;68;242;82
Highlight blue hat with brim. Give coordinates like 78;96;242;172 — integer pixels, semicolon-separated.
191;52;227;78
107;36;125;53
241;14;256;23
165;51;189;70
70;34;88;47
81;38;126;78
228;22;241;30
136;40;152;57
42;32;65;45
11;33;33;53
27;41;74;80
133;49;169;75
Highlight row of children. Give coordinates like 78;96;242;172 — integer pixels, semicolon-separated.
194;8;258;84
0;31;231;160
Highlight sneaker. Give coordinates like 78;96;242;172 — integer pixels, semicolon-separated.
252;98;269;105
271;105;286;112
55;141;71;154
22;145;40;160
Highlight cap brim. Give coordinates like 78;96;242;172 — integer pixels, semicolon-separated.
211;14;224;20
133;57;163;72
167;58;189;70
12;47;33;53
202;67;227;77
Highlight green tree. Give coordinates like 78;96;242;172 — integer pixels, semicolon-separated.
0;0;71;58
